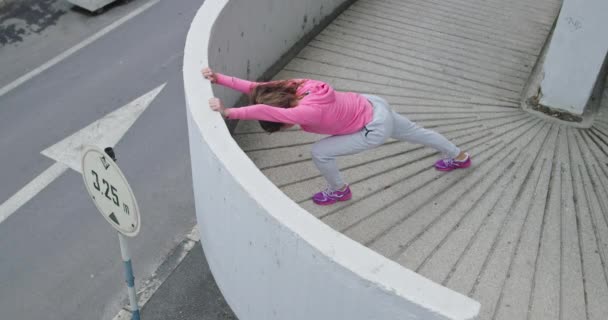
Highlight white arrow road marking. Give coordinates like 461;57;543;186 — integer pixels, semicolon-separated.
0;83;166;225
42;83;166;173
0;163;69;224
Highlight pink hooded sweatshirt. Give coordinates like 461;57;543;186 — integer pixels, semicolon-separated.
216;74;373;136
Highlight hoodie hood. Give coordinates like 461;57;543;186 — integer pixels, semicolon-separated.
298;80;336;105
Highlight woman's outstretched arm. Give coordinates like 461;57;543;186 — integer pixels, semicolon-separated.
208;97;320;126
202;67;259;94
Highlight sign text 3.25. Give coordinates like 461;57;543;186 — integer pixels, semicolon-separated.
90;170;128;214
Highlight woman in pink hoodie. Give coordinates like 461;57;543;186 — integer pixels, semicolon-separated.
202;68;470;205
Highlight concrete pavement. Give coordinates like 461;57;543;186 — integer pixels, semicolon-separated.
140;242;237;320
3;0;607;319
227;0;608;319
0;1;214;319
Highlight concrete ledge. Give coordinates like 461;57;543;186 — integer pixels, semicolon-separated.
183;0;480;319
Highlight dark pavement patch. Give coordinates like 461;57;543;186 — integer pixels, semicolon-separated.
0;0;66;45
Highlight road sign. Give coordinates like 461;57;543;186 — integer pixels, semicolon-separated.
82;145;140;237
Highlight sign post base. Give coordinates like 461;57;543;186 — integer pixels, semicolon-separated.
118;232;140;320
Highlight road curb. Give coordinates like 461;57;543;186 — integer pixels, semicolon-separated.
111;225;200;320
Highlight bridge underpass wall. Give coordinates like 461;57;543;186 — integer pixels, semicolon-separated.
183;1;481;319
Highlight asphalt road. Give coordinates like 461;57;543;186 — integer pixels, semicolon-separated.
0;0;205;319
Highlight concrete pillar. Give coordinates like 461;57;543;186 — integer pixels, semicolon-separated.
538;0;608;116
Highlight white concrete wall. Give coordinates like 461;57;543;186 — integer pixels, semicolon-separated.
208;0;348;109
183;1;480;319
539;0;608;115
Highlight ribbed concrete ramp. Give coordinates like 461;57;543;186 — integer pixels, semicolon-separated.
233;0;608;319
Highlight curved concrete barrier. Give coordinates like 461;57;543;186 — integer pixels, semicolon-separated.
183;1;480;319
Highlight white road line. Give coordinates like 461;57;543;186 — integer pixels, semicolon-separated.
0;162;69;224
0;0;160;98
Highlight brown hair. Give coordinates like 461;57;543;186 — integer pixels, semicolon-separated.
250;80;302;133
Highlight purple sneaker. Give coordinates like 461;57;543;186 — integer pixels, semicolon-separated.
435;153;471;171
312;186;352;205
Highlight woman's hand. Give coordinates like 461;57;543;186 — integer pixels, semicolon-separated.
209;97;229;117
201;67;218;83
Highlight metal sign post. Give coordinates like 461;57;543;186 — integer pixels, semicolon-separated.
82;146;141;319
118;232;140;320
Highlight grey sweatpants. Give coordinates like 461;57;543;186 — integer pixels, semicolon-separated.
311;95;461;190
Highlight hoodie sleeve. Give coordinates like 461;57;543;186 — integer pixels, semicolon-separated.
215;74;258;94
227;104;321;126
